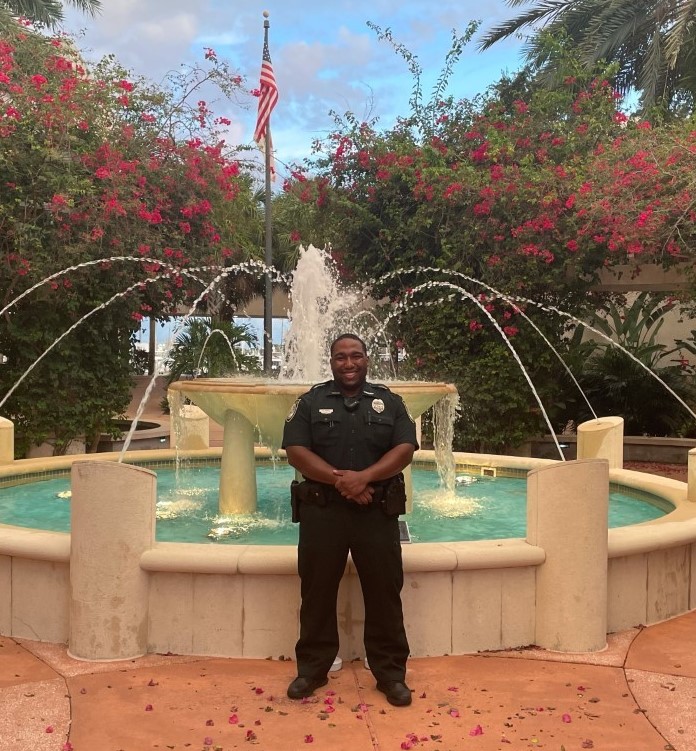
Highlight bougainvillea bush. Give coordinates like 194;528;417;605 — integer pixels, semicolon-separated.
0;21;260;455
278;37;693;450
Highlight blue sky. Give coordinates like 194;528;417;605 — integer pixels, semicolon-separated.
63;1;529;178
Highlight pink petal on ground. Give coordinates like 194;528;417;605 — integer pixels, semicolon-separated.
469;724;484;736
229;714;239;724
148;679;158;686
145;704;153;712
206;719;214;726
62;743;73;751
448;686;459;692
304;734;314;743
359;703;369;712
400;742;413;750
324;697;334;705
576;685;586;692
204;737;213;746
324;706;335;713
326;690;336;696
255;687;264;695
449;709;460;718
45;726;54;734
562;713;572;723
246;729;257;741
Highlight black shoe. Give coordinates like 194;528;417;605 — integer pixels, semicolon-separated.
287;675;329;699
376;680;412;706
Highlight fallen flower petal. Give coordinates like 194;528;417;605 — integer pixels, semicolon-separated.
304;734;314;743
582;741;594;749
245;729;257;741
449;709;460;718
469;724;484;736
562;713;572;723
206;720;214;726
145;704;153;712
255;687;264;695
448;686;459;692
62;743;73;751
229;714;239;724
45;726;54;734
400;743;413;750
204;737;213;746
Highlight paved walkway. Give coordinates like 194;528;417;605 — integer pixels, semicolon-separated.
1;609;695;751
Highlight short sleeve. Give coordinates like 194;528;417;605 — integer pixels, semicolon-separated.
390;394;419;450
281;394;312;449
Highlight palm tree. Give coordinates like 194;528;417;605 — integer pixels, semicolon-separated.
479;0;696;113
1;0;100;28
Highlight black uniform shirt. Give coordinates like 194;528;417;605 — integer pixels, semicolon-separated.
282;380;419;472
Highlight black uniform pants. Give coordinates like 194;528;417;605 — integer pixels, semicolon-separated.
295;496;410;683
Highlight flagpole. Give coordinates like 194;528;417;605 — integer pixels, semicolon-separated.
262;11;273;375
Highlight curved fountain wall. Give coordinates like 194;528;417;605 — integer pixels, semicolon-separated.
1;445;695;661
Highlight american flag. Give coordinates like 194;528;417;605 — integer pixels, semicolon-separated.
253;38;278;146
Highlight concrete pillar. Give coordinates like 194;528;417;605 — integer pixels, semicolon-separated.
176;404;209;450
219;410;257;515
69;461;155;660
0;417;14;464
527;459;609;652
689;448;696;502
577;416;624;469
403;465;414;513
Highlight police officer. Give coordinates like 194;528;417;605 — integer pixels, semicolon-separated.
282;333;418;707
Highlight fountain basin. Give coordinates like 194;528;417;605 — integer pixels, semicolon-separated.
168;378;458;515
0;447;694;659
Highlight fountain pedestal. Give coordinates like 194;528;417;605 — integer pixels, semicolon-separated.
168;378;458;514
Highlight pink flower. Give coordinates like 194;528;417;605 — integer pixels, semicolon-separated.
229;713;239;724
562;713;572;723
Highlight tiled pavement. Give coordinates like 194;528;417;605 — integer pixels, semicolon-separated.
1;610;695;751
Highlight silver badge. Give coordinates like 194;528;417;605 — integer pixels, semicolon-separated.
372;398;385;413
285;399;300;422
319;408;334;414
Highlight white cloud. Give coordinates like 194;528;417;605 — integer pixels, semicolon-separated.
61;0;525;165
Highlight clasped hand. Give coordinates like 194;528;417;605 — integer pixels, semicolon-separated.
332;469;373;505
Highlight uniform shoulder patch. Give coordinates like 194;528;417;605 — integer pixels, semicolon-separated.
285;398;300;422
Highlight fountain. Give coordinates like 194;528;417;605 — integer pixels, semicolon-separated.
167;245;457;515
0;247;695;664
